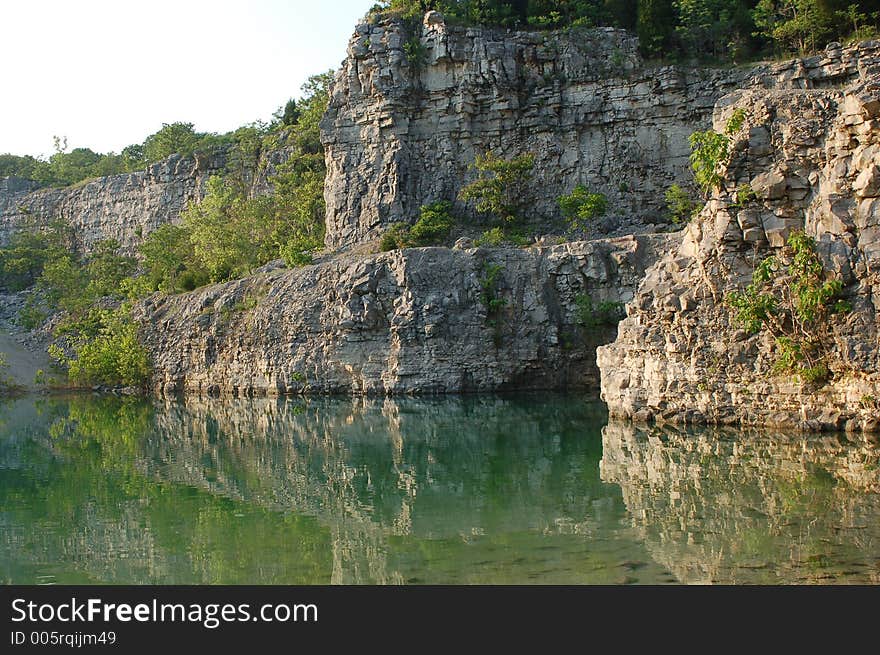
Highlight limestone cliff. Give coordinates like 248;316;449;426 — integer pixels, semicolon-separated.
598;48;880;432
321;15;742;249
320;14;878;250
0;153;226;253
138;235;669;396
0;144;296;255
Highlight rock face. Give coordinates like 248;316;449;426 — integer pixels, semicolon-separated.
320;15;880;250
0;153;225;253
138;235;670;396
598;50;880;432
321;17;742;249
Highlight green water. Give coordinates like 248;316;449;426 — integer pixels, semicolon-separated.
1;394;878;584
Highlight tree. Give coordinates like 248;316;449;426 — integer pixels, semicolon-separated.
726;231;852;384
0;154;40;179
142;122;202;163
752;0;835;54
459;152;536;225
637;0;676;57
689;129;730;195
558;185;608;231
280;98;300;126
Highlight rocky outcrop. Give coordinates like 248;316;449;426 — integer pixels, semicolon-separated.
321;18;735;249
598;56;880;432
0;153;225;253
600;422;880;584
321;14;880;250
138;234;671;396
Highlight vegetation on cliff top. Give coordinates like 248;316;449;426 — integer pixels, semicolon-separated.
375;0;880;62
136;72;331;292
0;74;323;190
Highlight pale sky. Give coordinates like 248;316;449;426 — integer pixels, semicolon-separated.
0;0;376;158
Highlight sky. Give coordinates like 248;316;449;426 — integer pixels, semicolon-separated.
0;0;377;158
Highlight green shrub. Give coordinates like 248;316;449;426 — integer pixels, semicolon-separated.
459;153;535;226
379;203;454;251
50;306;150;388
17;300;47;330
558;185;608;230
139;224;205;293
135;73;331;291
725;108;747;135
726;231;851;385
84;240;137;298
380;223;411;251
38;254;89;313
409;201;454;245
280;238;316;267
665;184;700;224
0;220;70;291
474;227;506;247
403;37;428;67
733;184;757;207
689;129;730;195
575;294;625;328
36;239;135;313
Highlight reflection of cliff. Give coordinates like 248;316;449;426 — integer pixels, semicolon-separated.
2;395;671;584
600;423;880;584
146;395;619;583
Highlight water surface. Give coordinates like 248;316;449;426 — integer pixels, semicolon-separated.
1;394;878;584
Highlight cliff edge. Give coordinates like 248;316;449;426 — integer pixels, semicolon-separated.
598;46;880;433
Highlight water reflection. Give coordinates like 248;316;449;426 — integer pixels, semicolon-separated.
2;395;879;584
600;423;880;584
1;395;670;584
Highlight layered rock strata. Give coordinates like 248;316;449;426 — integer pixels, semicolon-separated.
0;153;225;253
321;14;879;249
598;66;880;432
138;235;670;396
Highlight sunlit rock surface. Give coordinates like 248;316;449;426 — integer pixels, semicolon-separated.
599;48;880;432
138;235;670;396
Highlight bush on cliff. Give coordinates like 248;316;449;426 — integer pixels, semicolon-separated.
665;183;700;224
459;153;535;226
575;293;625;328
726;231;852;385
37;239;137;314
137;72;332;289
49;305;149;388
381;201;456;250
558;185;608;232
1;230;152;389
0;219;71;292
689;129;730;196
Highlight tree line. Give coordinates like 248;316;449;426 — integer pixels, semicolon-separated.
0;91;310;189
378;0;880;60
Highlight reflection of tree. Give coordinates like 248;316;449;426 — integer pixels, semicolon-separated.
600;422;880;584
0;396;331;584
1;394;668;584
